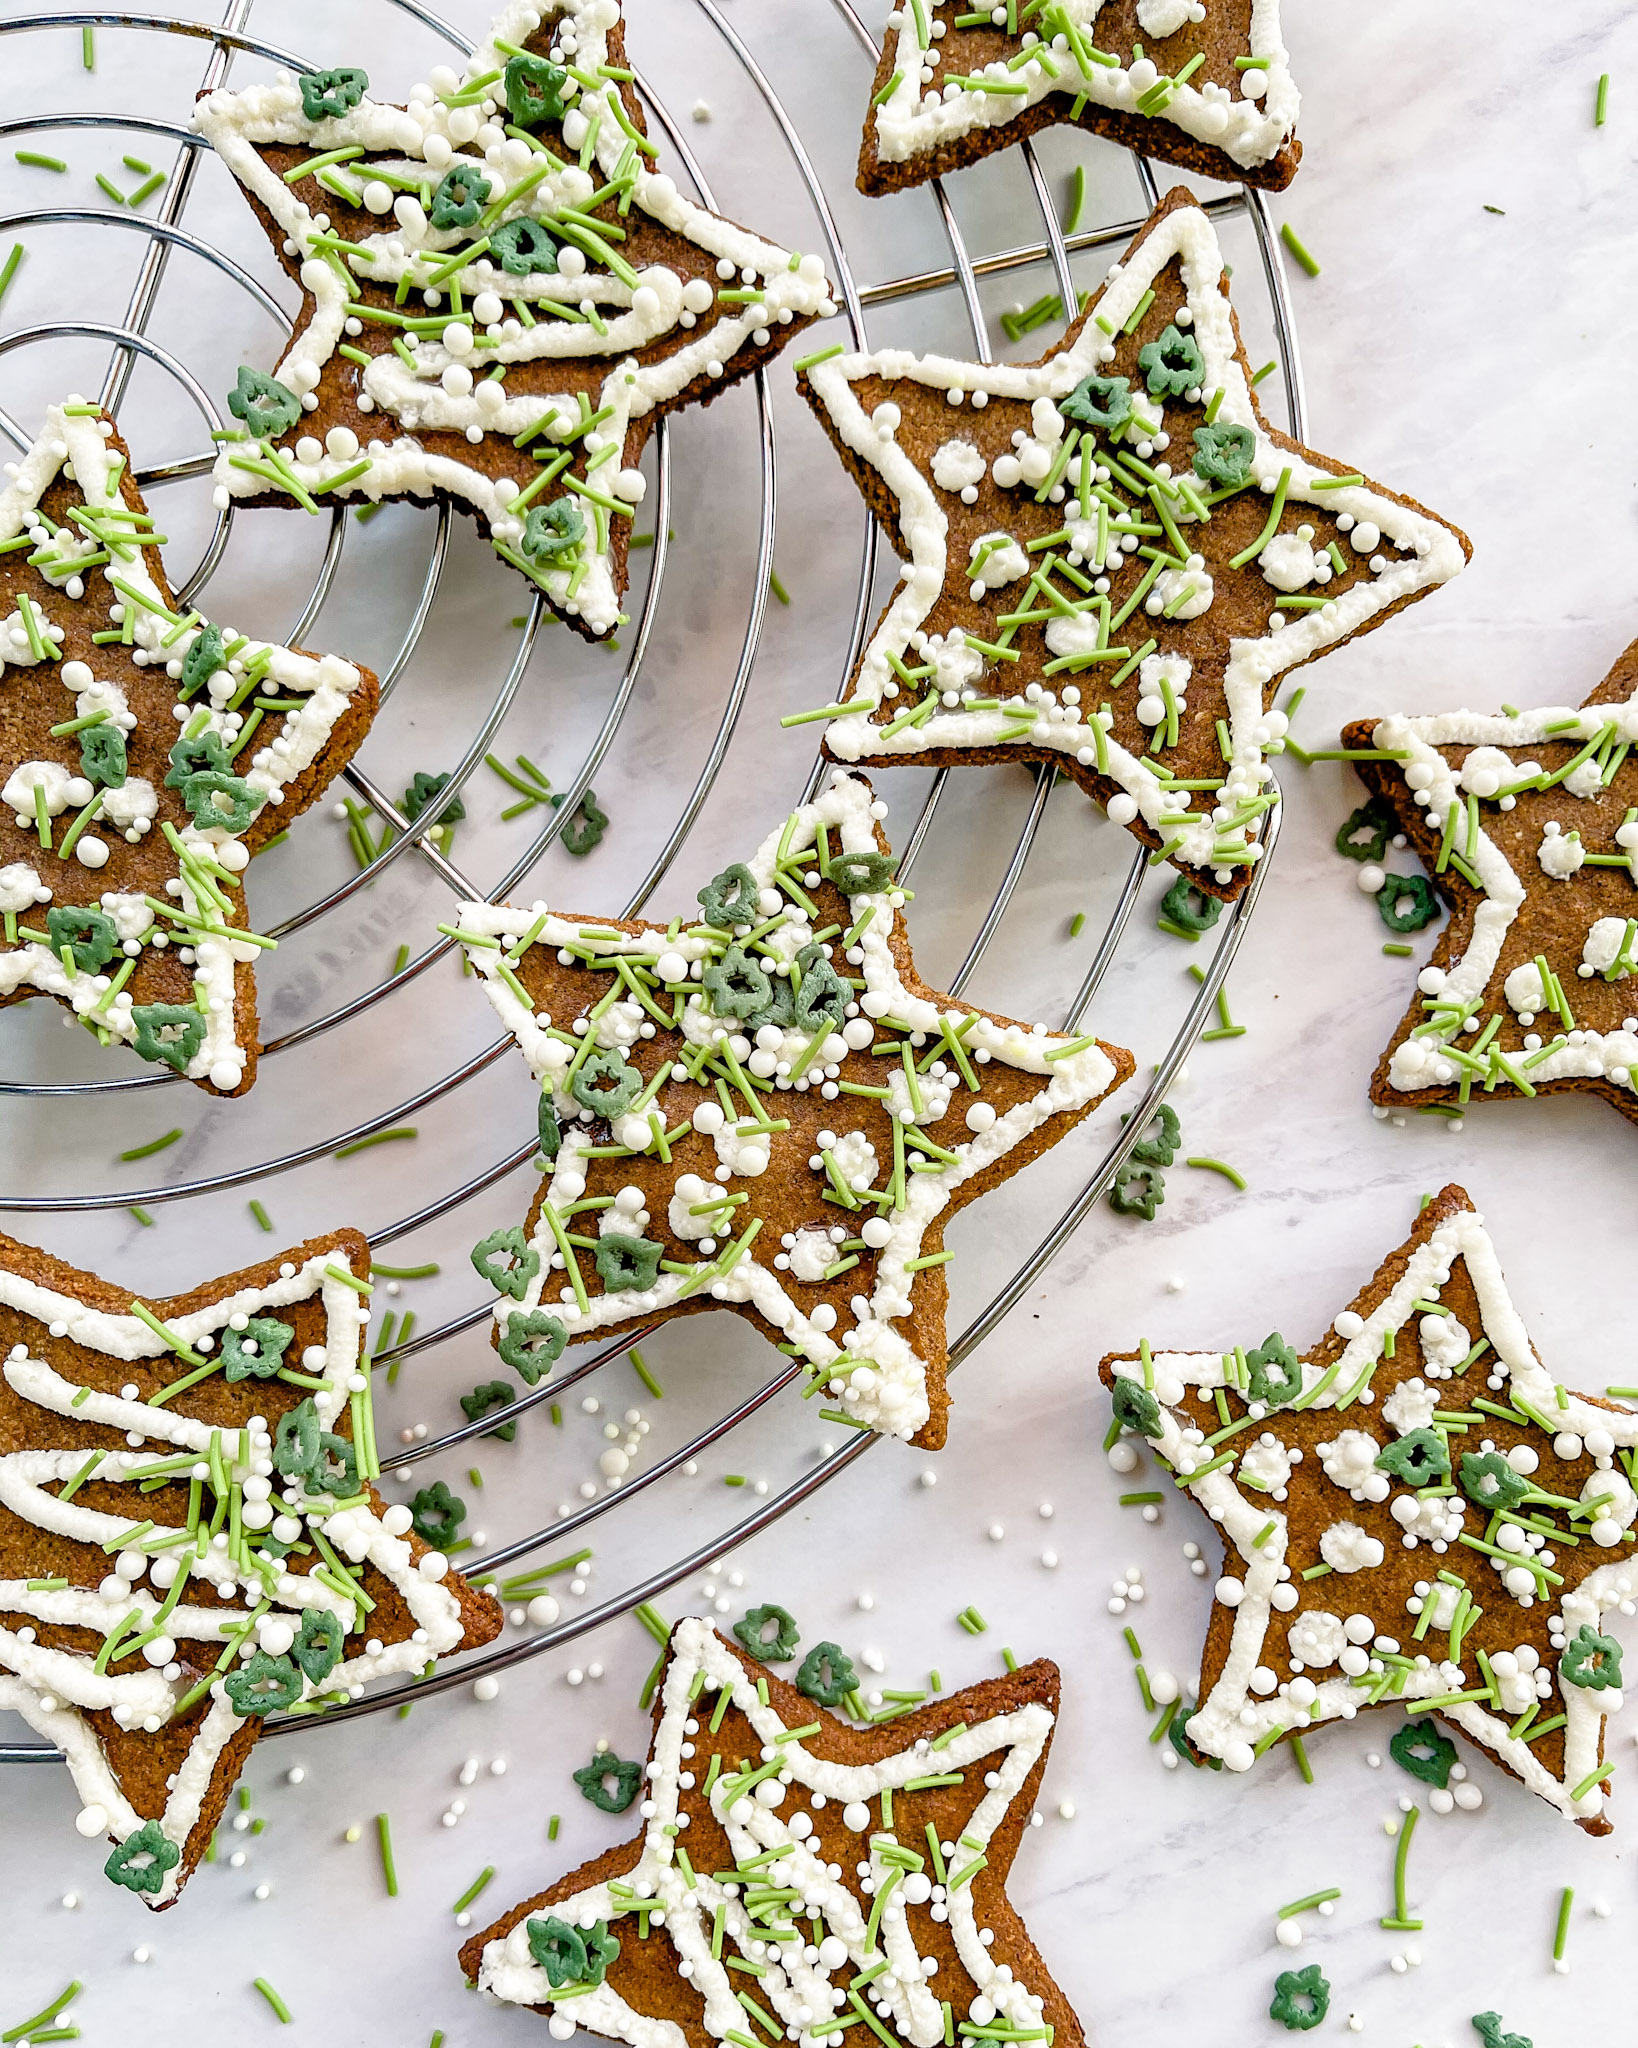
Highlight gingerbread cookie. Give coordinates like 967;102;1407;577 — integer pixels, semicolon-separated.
461;1613;1082;2048
0;1224;499;1905
859;0;1301;197
1342;638;1638;1125
451;767;1132;1448
1102;1185;1638;1831
193;0;836;639
0;398;377;1094
796;189;1469;897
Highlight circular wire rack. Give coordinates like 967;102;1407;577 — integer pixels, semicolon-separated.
1;0;1302;1765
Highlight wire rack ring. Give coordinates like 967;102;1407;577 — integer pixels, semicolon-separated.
0;0;1302;1763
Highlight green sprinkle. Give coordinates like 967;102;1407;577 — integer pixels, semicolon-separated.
244;1199;273;1233
123;155;151;174
0;242;27;306
1383;942;1413;957
1597;73;1610;126
1279;222;1320;277
453;1864;495;1914
14;151;67;172
130;172;167;206
1483;203;1506;215
794;343;845;373
769;569;791;606
95;173;126;205
1379;1803;1422;1931
724;1474;746;1487
1554;1884;1575;1960
82;25;94;67
252;1978;293;2024
548;1813;560;1841
629;1346;663;1398
1068;911;1085;938
1186;1155;1247;1190
2;1980;80;2044
376;1811;398;1897
372;1262;440;1279
1250;358;1276;387
120;1126;183;1162
1278;1888;1341;1920
335;1125;418;1160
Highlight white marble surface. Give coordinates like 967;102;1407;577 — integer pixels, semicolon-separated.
3;0;1637;2039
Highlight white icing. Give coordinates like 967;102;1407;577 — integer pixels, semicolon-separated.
1317;1521;1384;1572
931;438;986;492
1315;1429;1389;1505
1380;1377;1437;1434
1374;697;1638;1101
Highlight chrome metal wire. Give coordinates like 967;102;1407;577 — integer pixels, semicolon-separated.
0;0;1305;1764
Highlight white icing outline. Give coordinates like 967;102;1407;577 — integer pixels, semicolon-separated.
803;201;1466;880
872;0;1297;178
1367;698;1638;1101
457;769;1122;1440
1114;1202;1637;1821
478;1614;1054;2046
193;0;836;636
0;1245;465;1905
0;401;367;1087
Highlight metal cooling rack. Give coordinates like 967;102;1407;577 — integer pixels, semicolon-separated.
0;0;1299;1764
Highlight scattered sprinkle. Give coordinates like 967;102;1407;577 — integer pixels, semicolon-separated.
128;1206;154;1227
1279;222;1321;277
248;1199;273;1232
375;1811;399;1898
14;151;67;172
769;569;791;606
120;1126;183;1162
1068;911;1085;938
372;1261;439;1280
1596;73;1610;126
1185;1155;1247;1191
252;1977;293;2024
1065;163;1085;235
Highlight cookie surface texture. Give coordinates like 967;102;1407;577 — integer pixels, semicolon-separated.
1101;1184;1638;1832
859;0;1301;194
1343;636;1638;1123
0;1226;500;1905
0;400;377;1093
193;0;836;638
796;188;1469;897
461;1614;1083;2048
455;767;1133;1447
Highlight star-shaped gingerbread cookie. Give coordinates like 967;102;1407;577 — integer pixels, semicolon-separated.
1342;638;1638;1125
460;1613;1082;2048
451;767;1132;1447
193;0;837;639
0;397;378;1094
1101;1184;1638;1832
796;188;1469;897
859;0;1302;196
0;1223;500;1906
